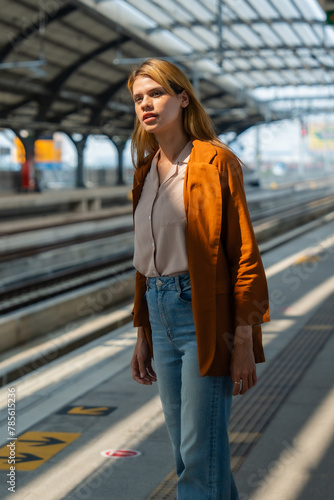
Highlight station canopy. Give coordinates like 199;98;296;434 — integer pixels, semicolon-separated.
0;0;333;141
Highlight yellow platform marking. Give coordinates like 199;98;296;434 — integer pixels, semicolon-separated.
229;431;261;444
231;455;246;472
67;406;111;416
0;431;81;471
295;255;320;264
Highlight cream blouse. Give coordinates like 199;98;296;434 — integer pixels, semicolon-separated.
133;141;193;277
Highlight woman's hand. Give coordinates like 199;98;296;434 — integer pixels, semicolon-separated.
230;325;257;396
131;327;157;385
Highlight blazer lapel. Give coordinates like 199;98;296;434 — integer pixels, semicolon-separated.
183;140;223;373
184;141;222;275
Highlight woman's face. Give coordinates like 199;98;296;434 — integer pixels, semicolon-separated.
132;76;188;137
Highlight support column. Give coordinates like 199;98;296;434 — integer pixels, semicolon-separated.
255;124;261;173
217;0;224;68
324;114;331;173
298;119;306;179
69;134;88;188
192;66;200;99
111;136;127;185
16;130;39;192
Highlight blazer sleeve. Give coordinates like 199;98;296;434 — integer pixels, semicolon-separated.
132;270;151;327
131;169;153;350
220;152;270;328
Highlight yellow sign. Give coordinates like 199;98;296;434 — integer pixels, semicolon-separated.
13;136;62;164
35;138;61;163
0;431;81;471
308;122;334;151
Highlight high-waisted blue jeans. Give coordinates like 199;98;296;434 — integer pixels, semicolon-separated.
145;273;239;500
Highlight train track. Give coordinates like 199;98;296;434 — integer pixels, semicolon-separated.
1;189;334;317
0;224;133;263
0;251;134;315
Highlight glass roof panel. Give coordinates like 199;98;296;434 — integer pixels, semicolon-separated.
107;0;157;28
197;58;221;74
249;57;267;69
293;0;326;21
265;70;287;85
248;0;279;19
293;23;321;46
280;70;301;84
251;85;333;101
312;25;326;45
223;60;237;72
233;58;251;70
221;3;239;20
200;0;239;20
225;0;258;21
232;24;264;47
272;23;303;45
260;48;280;57
216;73;244;89
222;27;246;48
252;23;282;47
311;69;330;83
299;70;317;84
193;26;219;47
265;56;285;68
9;0;334;132
301;56;320;68
296;48;313;57
272;0;301;18
198;58;222;77
125;0;173;25
317;54;334;69
323;25;334;46
147;30;193;53
248;71;271;86
176;0;215;22
236;72;258;87
149;0;194;22
323;72;334;84
246;0;280;19
173;28;210;51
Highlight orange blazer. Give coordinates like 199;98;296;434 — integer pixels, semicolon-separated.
132;140;270;376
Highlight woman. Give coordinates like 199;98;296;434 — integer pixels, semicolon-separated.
129;58;270;500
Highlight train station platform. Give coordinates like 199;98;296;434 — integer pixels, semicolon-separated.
0;185;132;223
0;217;333;499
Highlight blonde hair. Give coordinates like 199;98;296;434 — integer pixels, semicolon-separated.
128;58;228;169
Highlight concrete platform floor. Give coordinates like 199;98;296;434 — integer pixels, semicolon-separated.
0;218;333;499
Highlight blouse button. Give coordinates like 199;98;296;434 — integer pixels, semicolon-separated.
148;215;151;220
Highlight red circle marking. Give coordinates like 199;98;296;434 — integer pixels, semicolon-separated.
101;449;141;458
110;450;137;457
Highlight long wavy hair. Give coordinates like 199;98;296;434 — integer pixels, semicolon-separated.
127;58;229;169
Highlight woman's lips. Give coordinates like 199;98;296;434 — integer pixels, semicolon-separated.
143;113;157;122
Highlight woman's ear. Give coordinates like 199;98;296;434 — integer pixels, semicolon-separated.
180;90;189;108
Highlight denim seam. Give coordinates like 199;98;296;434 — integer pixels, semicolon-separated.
177;293;192;305
158;290;183;354
208;378;220;498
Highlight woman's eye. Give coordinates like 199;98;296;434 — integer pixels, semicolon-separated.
153;91;162;97
134;97;142;103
